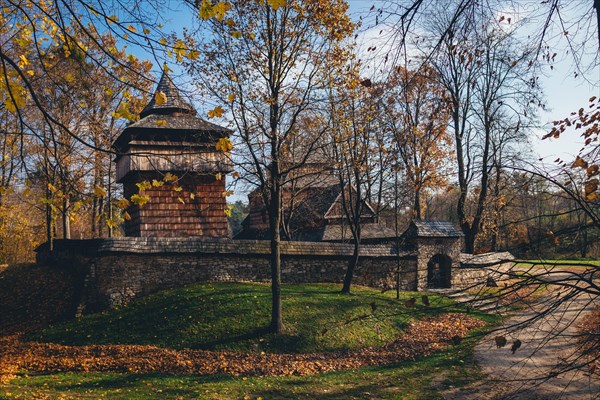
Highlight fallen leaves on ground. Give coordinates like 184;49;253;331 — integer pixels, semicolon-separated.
577;307;600;376
0;313;484;381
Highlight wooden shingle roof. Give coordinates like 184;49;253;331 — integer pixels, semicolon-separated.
140;70;195;117
113;70;231;151
407;221;464;238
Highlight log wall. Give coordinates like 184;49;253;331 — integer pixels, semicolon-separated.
122;175;228;238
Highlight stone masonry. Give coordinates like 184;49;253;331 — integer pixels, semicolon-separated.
36;238;514;314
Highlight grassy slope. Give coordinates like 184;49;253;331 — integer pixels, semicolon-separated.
29;283;467;354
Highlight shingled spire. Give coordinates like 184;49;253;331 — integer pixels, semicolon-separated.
140;70;195;118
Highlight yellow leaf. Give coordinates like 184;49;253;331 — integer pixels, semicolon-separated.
198;0;215;20
48;183;57;193
213;1;232;20
136;181;152;191
152;179;164;187
159;37;167;45
19;54;29;66
173;186;183;192
130;194;150;206
207;105;225;119
163;172;178;182
155;91;167;106
227;93;235;102
231;31;242;39
94;186;107;197
115;198;130;209
177;197;185;204
266;0;286;10
216;137;233;152
123;211;132;221
155;119;167;127
215;173;222;180
190;193;195;199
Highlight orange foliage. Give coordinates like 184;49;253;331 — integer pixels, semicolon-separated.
0;313;484;382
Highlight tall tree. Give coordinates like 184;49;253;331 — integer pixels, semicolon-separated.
425;8;540;253
377;64;452;220
188;0;353;332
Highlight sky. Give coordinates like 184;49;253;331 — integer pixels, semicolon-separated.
343;0;599;162
138;0;599;196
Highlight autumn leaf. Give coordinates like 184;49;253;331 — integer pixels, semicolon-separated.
155;119;167;127
115;198;130;209
572;156;589;169
155;91;167;106
213;1;232;20
216;137;233;152
584;179;598;195
130;194;150;206
94;186;107;198
587;165;599;178
266;0;286;11
207;105;225;118
136;181;152;191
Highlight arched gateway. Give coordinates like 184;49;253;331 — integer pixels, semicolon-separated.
427;254;452;288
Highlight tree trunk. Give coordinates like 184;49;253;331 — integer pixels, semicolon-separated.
464;228;476;254
46;187;54;253
414;187;422;220
268;170;283;333
91;195;98;238
341;238;360;294
62;197;71;239
490;163;501;251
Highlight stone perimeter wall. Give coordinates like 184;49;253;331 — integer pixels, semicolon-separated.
36;238;514;314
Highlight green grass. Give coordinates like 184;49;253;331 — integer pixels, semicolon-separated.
1;337;486;400
28;283;463;354
515;259;600;273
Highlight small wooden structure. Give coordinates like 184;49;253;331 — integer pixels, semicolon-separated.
113;71;232;237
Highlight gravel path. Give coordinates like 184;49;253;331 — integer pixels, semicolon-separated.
446;275;599;399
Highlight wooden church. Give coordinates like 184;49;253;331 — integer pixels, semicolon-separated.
113;71;232;237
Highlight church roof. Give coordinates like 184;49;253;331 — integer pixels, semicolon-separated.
407;221;464;238
140;70;195;118
125;112;230;134
113;69;231;151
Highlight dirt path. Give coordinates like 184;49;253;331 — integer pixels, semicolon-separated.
446;277;599;399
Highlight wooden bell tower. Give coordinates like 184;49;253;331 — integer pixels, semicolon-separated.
113;71;233;237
